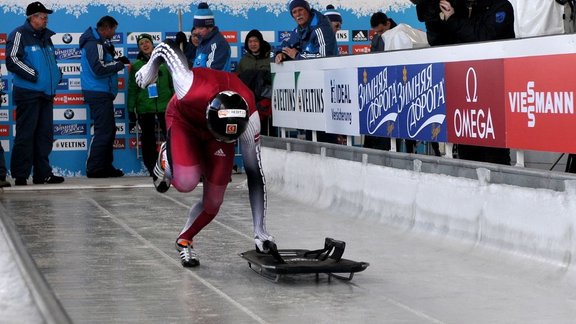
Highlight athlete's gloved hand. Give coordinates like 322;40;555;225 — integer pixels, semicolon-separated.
129;112;137;123
116;56;131;65
175;31;188;48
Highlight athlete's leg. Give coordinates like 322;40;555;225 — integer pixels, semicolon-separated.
169;119;202;193
177;140;235;243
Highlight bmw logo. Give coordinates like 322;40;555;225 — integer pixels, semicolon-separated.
62;33;73;44
64;109;75;120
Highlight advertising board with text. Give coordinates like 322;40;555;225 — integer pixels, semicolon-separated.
396;63;447;142
504;54;576;153
358;66;400;138
324;69;360;136
445;59;507;148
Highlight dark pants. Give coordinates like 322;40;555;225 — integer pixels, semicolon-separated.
138;112;167;176
364;136;419;153
457;144;511;165
85;92;117;173
566;154;576;173
10;94;54;180
0;142;7;180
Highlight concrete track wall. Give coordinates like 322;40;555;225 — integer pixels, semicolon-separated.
261;137;576;270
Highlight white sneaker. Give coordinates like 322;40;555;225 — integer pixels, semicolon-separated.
175;241;199;267
153;142;171;193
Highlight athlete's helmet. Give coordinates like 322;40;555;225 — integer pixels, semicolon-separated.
206;91;249;143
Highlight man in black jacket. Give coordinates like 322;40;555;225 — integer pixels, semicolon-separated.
414;0;515;164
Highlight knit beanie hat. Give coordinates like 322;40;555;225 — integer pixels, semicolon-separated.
323;5;342;23
136;33;153;45
288;0;310;12
194;2;215;28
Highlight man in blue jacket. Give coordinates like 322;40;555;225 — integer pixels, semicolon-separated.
192;2;231;71
275;0;338;63
80;15;129;178
6;1;64;186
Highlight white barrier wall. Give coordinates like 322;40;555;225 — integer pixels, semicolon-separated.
262;147;576;269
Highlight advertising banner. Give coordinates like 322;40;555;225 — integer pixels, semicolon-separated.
445;60;507;148
358;66;400;138
272;71;327;131
271;72;297;128
396;63;447;142
324;69;359;136
294;70;327;131
504;54;576;153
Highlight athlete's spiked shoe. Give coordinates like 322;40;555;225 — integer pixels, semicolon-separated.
255;238;284;264
176;241;199;267
153;142;171;193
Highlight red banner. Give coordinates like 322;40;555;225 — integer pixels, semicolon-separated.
445;60;506;148
54;94;85;105
221;31;237;43
504;54;576;153
352;45;370;55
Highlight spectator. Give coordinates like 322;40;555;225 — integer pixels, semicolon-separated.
6;1;64;186
364;12;416;153
80;15;129;178
276;0;339;143
236;29;272;75
128;33;173;178
275;0;337;63
369;12;397;53
175;27;200;69
192;2;231;71
236;29;275;136
323;4;342;33
415;0;515;165
135;41;276;267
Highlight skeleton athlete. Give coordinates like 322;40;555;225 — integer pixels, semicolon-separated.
136;41;275;267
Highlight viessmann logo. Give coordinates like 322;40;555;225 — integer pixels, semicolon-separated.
508;80;575;128
54;94;85;105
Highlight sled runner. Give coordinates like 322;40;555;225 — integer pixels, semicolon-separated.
240;238;369;282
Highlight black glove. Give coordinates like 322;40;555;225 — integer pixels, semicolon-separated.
129;112;137;123
116;56;130;65
128;112;137;132
107;42;116;56
175;31;188;47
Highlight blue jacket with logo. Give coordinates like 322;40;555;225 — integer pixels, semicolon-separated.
6;21;61;97
79;26;124;96
277;9;337;60
193;26;231;71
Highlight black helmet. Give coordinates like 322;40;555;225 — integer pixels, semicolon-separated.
206;91;249;143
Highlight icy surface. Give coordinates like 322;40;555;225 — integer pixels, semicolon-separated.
0;225;43;323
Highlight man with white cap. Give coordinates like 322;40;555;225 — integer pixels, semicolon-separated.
6;1;64;186
192;2;231;71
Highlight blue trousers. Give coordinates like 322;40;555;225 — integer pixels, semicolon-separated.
85;92;117;173
10;95;54;180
